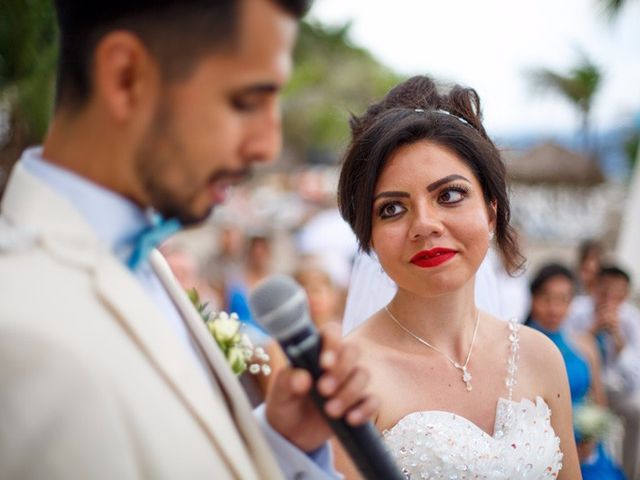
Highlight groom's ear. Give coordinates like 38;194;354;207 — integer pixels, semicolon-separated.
93;31;160;125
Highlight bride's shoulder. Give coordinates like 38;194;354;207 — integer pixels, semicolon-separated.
519;323;563;362
482;315;567;399
506;319;566;385
345;309;386;339
482;315;564;373
345;311;400;360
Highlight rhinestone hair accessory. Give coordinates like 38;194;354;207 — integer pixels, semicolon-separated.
413;108;474;129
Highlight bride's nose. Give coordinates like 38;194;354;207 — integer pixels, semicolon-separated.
408;206;444;241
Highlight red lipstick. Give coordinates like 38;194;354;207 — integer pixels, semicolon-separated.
410;247;457;268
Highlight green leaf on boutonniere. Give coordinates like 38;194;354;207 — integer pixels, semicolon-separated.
187;287;211;323
187;287;271;377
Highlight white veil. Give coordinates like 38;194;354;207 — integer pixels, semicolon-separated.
342;249;503;335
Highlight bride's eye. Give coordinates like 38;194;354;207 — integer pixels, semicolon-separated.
439;185;469;205
378;202;405;219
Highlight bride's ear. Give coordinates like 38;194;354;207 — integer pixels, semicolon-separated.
487;200;497;231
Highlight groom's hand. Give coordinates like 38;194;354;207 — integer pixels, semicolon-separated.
265;321;378;452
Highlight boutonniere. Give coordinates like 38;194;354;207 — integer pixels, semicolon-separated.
188;288;270;376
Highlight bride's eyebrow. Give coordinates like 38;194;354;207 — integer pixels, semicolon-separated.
373;174;471;202
373;191;410;202
426;174;471;192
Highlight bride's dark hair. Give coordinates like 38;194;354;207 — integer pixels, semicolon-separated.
337;75;524;274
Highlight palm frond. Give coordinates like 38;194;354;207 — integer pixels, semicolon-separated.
528;57;602;114
602;0;627;17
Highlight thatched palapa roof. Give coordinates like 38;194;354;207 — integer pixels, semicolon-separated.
503;141;604;185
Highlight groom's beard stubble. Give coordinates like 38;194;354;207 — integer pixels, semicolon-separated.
133;104;252;226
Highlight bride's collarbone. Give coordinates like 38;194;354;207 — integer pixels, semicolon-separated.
370;350;510;433
373;341;503;381
375;375;500;425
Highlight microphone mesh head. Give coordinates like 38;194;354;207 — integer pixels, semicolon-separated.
249;274;312;340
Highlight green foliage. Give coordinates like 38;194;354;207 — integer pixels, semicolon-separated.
602;0;628;16
283;21;403;162
0;7;402;169
0;0;58;145
187;287;212;323
625;131;639;171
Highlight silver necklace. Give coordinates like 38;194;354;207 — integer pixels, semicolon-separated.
385;306;480;392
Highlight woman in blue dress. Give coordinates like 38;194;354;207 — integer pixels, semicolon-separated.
526;263;626;479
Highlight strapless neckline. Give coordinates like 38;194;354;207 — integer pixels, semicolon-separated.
382;396;563;479
384;396;545;440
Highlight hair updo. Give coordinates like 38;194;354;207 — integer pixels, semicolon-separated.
337;75;524;274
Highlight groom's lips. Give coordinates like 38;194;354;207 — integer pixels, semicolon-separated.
207;169;252;204
410;247;457;268
208;180;231;204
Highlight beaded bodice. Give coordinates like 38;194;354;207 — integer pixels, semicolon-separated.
382;319;563;479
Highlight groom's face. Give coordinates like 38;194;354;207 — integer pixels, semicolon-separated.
133;0;297;225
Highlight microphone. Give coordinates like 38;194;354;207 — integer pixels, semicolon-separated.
249;274;405;480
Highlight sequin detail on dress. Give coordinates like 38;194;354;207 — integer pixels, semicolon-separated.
382;319;563;479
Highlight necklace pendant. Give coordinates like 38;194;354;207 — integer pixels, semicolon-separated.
461;366;473;391
384;306;481;394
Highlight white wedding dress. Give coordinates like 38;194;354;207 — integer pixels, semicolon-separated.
382;319;563;479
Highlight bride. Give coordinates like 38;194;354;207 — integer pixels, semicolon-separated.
332;76;580;478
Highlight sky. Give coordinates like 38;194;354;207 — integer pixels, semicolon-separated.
308;0;640;137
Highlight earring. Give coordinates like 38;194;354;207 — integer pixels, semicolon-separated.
488;231;495;241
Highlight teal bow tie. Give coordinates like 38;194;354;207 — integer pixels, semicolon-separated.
127;215;182;270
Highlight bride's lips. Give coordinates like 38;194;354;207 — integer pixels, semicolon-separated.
410;247;457;268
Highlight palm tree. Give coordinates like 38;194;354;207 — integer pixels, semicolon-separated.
601;0;636;16
529;56;602;154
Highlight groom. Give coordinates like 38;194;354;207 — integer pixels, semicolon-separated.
0;1;376;478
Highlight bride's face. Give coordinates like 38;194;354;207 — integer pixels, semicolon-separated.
370;140;495;298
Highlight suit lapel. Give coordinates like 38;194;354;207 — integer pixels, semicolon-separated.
94;253;262;480
150;251;284;480
1;164;262;479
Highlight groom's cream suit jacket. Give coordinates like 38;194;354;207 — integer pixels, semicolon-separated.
0;163;295;479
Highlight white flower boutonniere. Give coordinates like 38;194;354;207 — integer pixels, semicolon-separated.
188;288;270;376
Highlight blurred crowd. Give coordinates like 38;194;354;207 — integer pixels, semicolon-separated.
523;241;640;479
